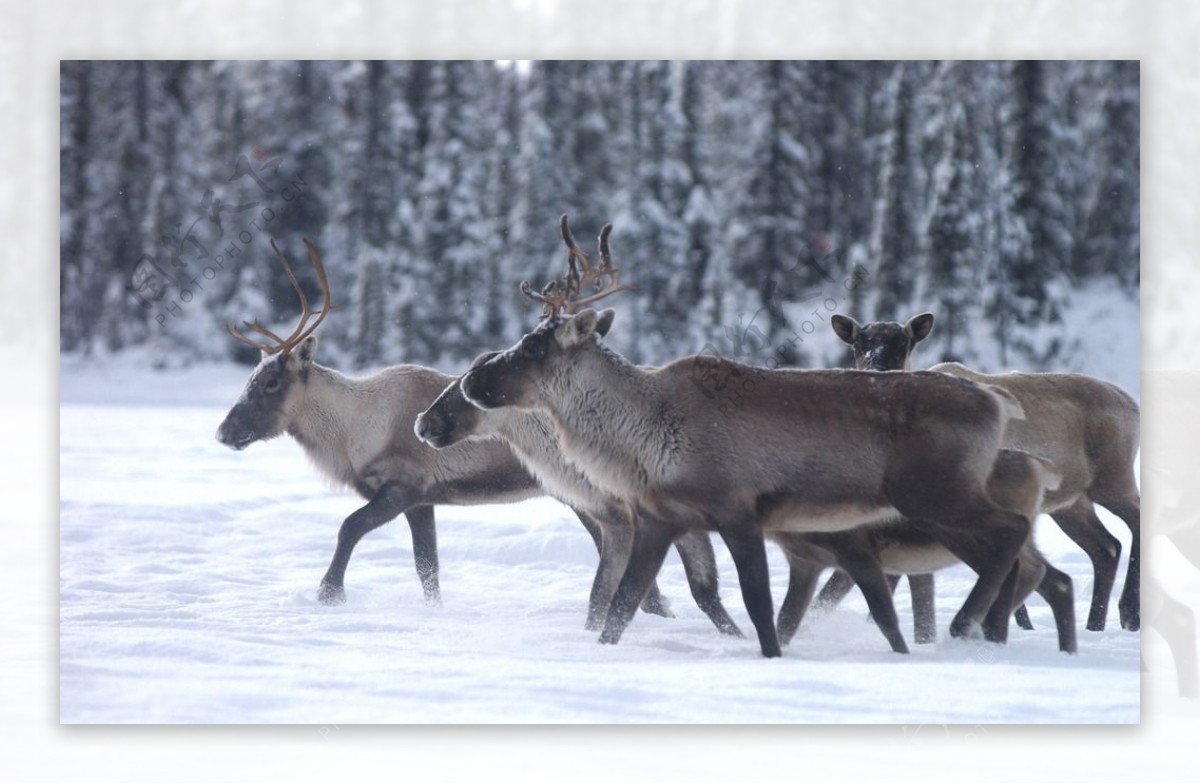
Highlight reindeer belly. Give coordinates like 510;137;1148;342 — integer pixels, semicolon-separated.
872;526;960;574
760;499;902;533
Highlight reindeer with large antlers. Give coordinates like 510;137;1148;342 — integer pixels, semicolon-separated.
216;235;739;631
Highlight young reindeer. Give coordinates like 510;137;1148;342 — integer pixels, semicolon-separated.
831;312;1141;632
771;448;1077;654
459;280;1047;659
215;236;680;619
808;312;941;641
415;220;742;636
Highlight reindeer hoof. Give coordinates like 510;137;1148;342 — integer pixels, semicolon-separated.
639;595;675;618
719;621;745;638
598;628;622;645
1120;613;1140;632
318;583;346;605
949;616;982;640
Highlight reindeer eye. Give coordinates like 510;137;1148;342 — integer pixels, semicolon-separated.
264;377;281;393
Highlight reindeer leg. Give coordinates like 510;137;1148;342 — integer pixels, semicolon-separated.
813;569;857;612
318;487;405;605
988;545;1056;643
717;526;782;658
404;505;440;605
909;573;937;644
674;531;743;637
599;520;678;646
865;574;903;625
1033;559;1077;653
1093;492;1140;632
573;507;606;626
1014;604;1034;630
838;549;909;654
980;561;1023;644
576;506;672;624
576;509;636;631
776;551;823;647
576;508;673;622
933;506;1030;642
1051;497;1121;631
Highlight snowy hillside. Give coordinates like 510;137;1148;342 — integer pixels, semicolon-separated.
59;364;1139;724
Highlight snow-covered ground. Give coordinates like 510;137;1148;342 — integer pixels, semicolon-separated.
59;360;1140;724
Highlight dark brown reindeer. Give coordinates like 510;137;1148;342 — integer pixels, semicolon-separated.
459;301;1050;659
214;237;685;620
831;312;1141;633
415;220;742;636
806;312;941;641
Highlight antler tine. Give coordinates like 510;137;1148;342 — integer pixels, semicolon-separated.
242;319;287;344
596;223;614;286
559;214;594;295
284;237;334;348
226;322;282;354
268;238;315;351
519;279;570;318
565;222;635;311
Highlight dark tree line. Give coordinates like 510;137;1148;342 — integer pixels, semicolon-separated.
60;60;1138;373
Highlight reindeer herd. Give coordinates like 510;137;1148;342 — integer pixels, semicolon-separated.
216;218;1140;659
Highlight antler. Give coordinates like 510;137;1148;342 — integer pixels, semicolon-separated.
520;215;634;319
565;222;634;312
226;237;334;355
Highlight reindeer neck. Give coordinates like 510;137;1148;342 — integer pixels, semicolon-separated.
500;410;612;512
286;363;361;472
541;344;676;496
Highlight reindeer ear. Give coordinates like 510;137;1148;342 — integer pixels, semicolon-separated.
595;308;616;338
831;314;860;346
558;309;600;347
295;335;318;367
905;313;934;343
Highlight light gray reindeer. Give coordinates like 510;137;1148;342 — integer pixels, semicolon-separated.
459;298;1052;658
829;312;1141;633
215;237;709;621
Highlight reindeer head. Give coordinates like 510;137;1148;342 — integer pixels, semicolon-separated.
462;308;616;411
414;352;504;448
216;238;333;450
830;312;934;371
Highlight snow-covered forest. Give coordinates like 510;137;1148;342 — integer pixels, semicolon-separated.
59;60;1139;380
